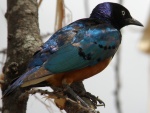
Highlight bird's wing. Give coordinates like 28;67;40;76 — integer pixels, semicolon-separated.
27;18;98;69
43;24;121;73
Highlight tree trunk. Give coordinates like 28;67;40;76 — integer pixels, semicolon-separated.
2;0;42;113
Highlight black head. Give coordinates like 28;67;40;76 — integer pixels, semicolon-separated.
90;2;143;30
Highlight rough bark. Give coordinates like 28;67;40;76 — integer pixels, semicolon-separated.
2;0;42;113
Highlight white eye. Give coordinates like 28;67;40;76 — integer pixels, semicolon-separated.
122;10;125;16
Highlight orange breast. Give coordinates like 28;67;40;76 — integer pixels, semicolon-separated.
46;58;112;86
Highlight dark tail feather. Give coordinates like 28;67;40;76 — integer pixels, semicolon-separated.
2;66;41;98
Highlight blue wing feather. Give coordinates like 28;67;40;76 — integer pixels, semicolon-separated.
27;18;104;68
44;23;121;73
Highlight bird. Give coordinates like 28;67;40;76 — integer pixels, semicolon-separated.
3;2;143;107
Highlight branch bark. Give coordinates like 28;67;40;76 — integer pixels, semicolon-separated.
2;0;42;113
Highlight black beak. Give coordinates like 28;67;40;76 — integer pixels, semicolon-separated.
125;18;143;27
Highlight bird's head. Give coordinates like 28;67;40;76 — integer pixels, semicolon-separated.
90;2;143;30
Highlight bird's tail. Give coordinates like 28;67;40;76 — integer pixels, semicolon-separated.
2;66;41;98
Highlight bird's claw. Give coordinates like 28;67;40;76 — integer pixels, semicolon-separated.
81;92;105;108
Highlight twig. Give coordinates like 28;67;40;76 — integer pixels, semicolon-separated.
115;49;122;113
55;0;65;31
63;3;72;25
38;0;43;7
19;89;64;100
34;95;52;113
0;49;7;54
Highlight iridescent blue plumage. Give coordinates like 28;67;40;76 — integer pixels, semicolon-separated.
44;21;121;73
3;2;143;97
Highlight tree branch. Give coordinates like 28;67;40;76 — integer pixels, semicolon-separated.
20;89;98;113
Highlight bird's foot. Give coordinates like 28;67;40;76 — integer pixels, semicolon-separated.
63;84;90;108
80;92;105;108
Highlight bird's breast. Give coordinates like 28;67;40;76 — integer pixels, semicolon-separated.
46;57;112;86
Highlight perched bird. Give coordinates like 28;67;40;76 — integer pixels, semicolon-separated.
3;2;143;106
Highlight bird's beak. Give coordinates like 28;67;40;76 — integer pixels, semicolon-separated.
125;18;143;27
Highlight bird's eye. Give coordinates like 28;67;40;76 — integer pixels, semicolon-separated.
122;10;125;16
